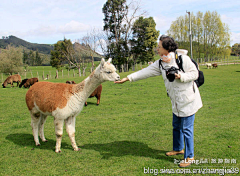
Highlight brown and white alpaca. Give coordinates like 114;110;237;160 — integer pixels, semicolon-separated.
25;58;120;153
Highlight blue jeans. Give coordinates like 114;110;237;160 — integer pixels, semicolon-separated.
172;113;195;159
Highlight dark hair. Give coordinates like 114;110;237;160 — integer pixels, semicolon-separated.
159;35;178;52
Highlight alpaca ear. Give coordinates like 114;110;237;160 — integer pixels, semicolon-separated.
100;58;105;68
107;58;112;63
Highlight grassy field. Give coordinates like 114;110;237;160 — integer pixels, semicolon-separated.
0;64;239;176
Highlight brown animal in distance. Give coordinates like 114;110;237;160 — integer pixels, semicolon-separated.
19;78;39;88
85;84;102;106
66;80;102;106
2;74;21;88
212;63;218;68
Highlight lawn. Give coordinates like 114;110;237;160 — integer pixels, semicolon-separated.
0;64;239;176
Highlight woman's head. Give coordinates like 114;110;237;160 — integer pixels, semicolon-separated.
157;35;178;56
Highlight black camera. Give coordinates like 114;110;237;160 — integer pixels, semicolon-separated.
166;66;178;82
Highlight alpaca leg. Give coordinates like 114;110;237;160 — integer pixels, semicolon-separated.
38;113;48;142
96;95;101;105
65;116;80;151
54;118;64;153
31;112;41;146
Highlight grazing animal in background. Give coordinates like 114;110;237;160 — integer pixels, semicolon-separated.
85;84;102;106
66;80;76;84
25;58;120;153
24;78;39;88
2;74;21;88
19;78;39;88
206;63;212;69
19;79;29;88
212;63;218;68
66;81;103;106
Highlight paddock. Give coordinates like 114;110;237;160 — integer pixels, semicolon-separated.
1;64;240;175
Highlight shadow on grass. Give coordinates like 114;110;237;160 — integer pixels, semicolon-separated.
81;141;171;161
6;133;71;151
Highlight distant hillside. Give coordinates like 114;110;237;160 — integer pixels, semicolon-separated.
0;35;53;54
0;36;103;61
73;42;103;61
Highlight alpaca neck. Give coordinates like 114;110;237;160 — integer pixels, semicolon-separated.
75;65;104;98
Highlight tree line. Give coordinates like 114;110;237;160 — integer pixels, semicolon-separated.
1;1;235;75
50;0;159;73
167;11;231;60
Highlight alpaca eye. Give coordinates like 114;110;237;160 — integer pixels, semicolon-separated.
106;71;112;74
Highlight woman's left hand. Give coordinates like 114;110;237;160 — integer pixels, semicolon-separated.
175;73;181;79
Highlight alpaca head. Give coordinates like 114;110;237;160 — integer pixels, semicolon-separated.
99;58;120;82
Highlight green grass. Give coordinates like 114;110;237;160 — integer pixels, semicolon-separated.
0;64;240;176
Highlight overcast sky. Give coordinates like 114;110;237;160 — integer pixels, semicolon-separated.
0;0;239;46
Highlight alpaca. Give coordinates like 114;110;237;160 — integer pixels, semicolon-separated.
20;78;39;88
206;63;212;69
19;78;29;88
2;74;21;88
212;63;218;68
25;58;120;153
85;84;102;106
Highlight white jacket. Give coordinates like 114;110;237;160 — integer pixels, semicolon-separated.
127;49;203;117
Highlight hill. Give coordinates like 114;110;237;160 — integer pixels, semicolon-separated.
0;36;103;61
0;35;53;54
73;42;103;61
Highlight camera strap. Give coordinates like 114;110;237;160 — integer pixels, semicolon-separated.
175;51;185;73
158;59;167;71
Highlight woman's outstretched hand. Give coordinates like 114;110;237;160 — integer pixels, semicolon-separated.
114;77;129;84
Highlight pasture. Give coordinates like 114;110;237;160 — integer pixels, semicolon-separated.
0;64;239;175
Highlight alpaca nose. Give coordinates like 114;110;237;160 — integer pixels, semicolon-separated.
116;76;120;81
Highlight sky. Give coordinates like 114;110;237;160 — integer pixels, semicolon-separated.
0;0;240;47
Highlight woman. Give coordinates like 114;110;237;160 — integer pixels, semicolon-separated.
115;35;202;167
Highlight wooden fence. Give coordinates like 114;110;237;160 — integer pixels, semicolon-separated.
1;57;240;83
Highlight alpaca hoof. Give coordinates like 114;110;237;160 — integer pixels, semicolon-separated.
43;140;48;142
37;144;41;146
55;150;61;153
74;148;81;151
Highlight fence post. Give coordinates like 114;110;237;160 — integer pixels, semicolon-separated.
37;71;39;80
55;70;58;79
42;71;44;80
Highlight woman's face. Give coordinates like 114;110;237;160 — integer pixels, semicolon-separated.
157;40;169;57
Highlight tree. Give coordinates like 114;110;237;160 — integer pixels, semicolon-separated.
131;16;159;70
22;50;28;64
167;11;231;60
80;28;100;73
102;0;128;71
231;43;240;56
102;0;148;71
35;50;43;66
0;45;23;74
29;50;35;66
50;38;83;77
